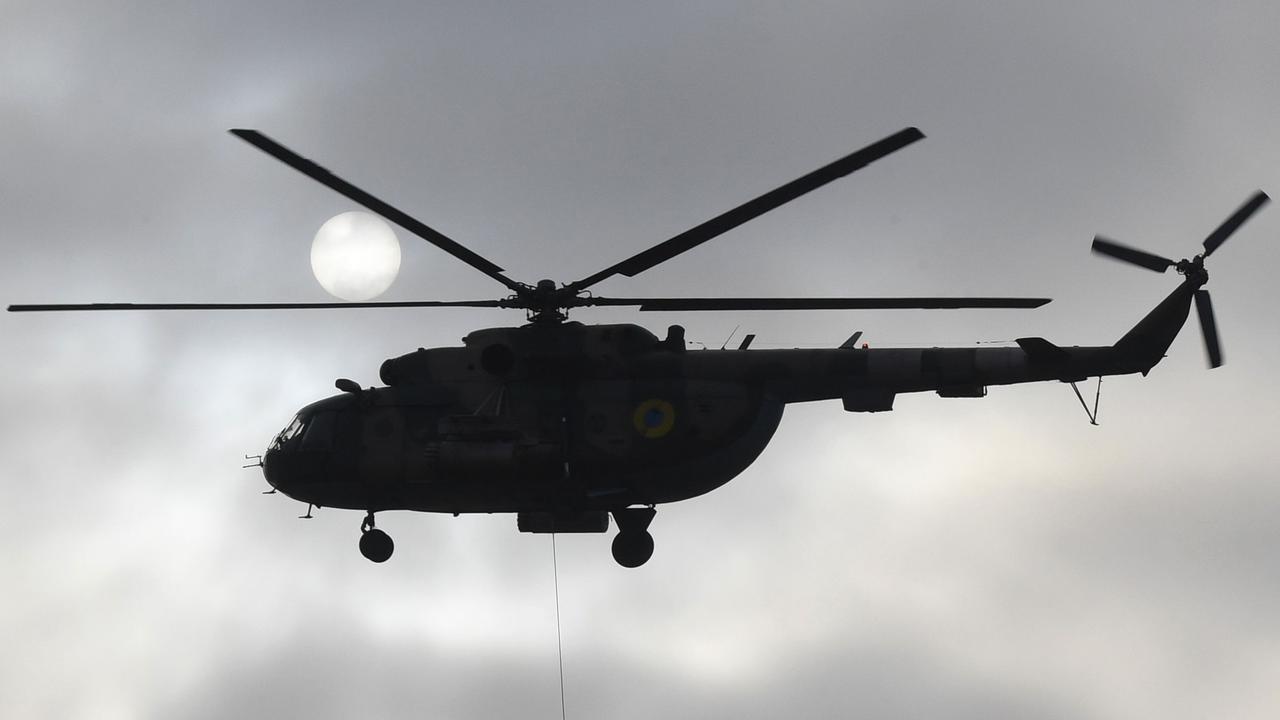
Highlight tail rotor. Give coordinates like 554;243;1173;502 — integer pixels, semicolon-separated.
1090;190;1269;368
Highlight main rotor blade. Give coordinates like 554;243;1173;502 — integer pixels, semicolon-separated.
8;300;505;312
1091;236;1176;272
565;127;925;293
1202;190;1269;257
582;296;1049;311
1194;289;1223;368
230;129;524;293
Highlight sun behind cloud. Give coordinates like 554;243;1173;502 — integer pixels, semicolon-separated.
310;211;401;301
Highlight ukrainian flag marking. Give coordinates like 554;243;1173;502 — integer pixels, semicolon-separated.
633;399;675;438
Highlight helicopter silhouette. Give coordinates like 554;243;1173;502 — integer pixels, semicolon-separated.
9;127;1267;567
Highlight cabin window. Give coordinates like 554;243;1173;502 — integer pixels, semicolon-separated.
301;411;337;450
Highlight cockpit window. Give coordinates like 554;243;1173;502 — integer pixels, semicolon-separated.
272;415;308;450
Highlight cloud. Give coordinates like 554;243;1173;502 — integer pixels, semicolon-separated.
3;1;1280;719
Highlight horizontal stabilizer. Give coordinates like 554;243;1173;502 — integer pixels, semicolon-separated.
1016;336;1070;362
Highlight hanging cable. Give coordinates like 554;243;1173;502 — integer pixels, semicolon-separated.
552;533;567;720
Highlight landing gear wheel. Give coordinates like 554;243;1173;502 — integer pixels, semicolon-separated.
611;531;654;568
359;528;394;563
358;511;393;563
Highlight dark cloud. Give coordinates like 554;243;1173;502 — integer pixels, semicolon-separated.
3;1;1280;718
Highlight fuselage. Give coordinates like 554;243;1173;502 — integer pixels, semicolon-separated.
264;322;787;514
262;279;1194;517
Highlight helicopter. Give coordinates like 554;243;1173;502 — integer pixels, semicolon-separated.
8;127;1268;568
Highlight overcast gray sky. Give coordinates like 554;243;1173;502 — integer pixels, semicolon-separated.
4;2;1280;718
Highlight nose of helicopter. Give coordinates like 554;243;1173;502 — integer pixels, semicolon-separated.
260;443;327;498
262;447;289;493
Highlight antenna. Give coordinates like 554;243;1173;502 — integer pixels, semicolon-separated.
719;325;741;350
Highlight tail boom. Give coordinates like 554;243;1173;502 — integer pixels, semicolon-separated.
677;279;1203;407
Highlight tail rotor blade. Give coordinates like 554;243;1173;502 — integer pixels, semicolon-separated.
1194;289;1223;368
1091;236;1176;272
1203;191;1269;257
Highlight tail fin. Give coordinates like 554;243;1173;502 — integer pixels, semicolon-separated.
1111;279;1198;374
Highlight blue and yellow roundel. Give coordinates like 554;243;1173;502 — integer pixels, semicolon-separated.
632;399;675;439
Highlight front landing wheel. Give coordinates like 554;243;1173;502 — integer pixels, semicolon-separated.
611;531;654;568
359;528;394;563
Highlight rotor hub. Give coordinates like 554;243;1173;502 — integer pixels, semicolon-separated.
518;278;574;324
1175;256;1209;286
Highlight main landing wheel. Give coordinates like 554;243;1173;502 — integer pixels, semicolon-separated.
610;506;658;568
359;513;394;563
611;531;654;568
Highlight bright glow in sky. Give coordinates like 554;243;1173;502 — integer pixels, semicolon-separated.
311;210;400;301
